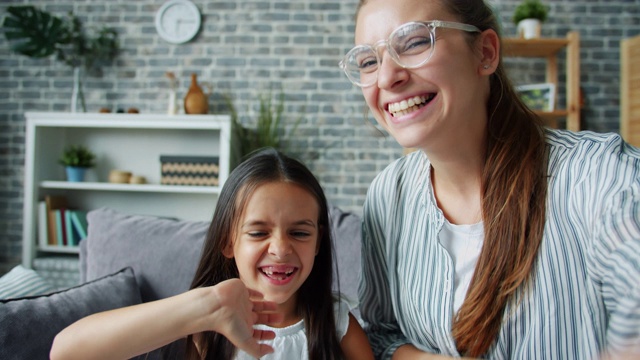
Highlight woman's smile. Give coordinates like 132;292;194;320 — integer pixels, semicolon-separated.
387;93;436;118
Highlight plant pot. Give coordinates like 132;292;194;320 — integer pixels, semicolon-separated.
65;166;87;182
517;19;541;39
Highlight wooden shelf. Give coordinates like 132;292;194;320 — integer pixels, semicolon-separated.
40;181;222;194
503;38;571;58
503;32;581;132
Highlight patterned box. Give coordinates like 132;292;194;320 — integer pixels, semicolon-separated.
160;155;219;186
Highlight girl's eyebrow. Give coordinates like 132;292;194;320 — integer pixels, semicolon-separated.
241;219;317;227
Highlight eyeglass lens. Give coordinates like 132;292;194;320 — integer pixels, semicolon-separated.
343;22;434;87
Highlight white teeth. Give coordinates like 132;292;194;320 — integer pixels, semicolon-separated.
261;267;294;276
389;95;433;117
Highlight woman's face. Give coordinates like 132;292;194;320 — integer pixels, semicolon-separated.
355;0;489;152
225;181;320;323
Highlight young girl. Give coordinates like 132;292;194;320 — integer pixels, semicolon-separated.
51;148;373;360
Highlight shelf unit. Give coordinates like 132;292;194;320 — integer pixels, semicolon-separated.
22;112;237;268
503;31;580;131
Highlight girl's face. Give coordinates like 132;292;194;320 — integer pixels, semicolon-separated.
355;0;489;152
225;181;320;323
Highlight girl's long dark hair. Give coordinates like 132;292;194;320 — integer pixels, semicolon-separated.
185;148;344;359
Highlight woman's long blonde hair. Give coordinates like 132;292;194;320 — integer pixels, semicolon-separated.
356;0;548;357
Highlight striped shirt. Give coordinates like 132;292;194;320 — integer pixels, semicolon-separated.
359;129;640;359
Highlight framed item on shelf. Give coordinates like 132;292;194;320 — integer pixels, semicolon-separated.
516;83;556;112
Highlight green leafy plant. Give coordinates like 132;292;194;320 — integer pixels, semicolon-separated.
224;90;302;159
513;0;549;24
59;145;96;168
3;6;119;72
2;6;119;112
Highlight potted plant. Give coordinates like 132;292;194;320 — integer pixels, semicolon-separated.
2;5;119;112
513;0;549;39
59;145;96;182
224;90;302;159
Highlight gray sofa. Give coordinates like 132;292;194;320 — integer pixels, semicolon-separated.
0;205;362;359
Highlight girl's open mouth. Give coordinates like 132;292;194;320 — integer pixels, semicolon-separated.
260;266;297;281
388;93;436;117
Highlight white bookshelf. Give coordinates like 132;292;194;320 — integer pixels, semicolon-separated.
22;112;237;268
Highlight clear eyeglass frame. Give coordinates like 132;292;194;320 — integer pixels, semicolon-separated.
339;20;481;88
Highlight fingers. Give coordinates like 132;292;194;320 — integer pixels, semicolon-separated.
256;312;283;326
252;300;278;312
254;328;276;341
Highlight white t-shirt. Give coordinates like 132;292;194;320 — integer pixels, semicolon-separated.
439;220;484;313
235;297;351;360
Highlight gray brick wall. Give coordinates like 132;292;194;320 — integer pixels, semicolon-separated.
1;0;639;275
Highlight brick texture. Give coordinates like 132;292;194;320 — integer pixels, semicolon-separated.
1;0;639;274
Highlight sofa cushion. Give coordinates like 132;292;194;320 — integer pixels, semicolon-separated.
0;265;57;299
329;205;362;308
82;207;209;302
0;267;140;360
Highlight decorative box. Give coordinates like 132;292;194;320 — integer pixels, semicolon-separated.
160;155;219;186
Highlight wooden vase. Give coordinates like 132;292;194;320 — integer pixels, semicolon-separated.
184;73;209;114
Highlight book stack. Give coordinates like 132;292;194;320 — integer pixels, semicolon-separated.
38;196;88;249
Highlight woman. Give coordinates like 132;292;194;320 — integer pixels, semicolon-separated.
340;0;640;358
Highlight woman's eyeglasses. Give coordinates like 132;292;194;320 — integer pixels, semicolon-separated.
339;20;480;88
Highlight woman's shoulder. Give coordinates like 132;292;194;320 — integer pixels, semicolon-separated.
545;128;640;201
545;128;639;155
368;150;426;193
546;128;640;168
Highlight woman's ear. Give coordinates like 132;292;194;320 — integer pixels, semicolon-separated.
478;28;500;74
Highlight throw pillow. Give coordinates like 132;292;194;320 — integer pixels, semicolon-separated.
83;207;209;302
0;265;56;299
0;267;141;360
329;205;362;307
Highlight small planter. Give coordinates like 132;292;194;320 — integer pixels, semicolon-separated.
65;166;88;182
517;19;541;39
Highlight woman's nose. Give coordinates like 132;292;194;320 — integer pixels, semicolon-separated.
268;234;292;258
376;52;409;89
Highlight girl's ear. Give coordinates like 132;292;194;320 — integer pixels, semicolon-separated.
478;28;500;74
222;243;234;259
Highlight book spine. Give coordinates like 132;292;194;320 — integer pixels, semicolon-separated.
55;209;64;246
37;201;48;248
65;209;75;247
48;210;58;246
70;211;88;240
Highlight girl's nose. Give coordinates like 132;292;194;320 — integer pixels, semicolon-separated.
268;234;292;258
376;52;409;89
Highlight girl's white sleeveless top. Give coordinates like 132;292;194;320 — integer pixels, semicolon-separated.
235;297;351;360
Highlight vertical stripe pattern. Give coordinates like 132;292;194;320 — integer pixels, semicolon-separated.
359;129;640;359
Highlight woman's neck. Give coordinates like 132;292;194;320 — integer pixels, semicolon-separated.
429;154;484;225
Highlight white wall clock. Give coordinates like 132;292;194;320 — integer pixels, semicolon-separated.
155;0;202;44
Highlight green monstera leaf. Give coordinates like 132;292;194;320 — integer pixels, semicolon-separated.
3;6;69;58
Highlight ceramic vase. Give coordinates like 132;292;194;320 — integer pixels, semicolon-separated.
71;67;87;113
184;73;209;114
